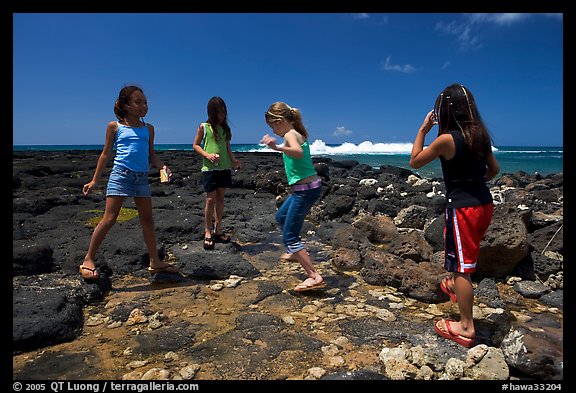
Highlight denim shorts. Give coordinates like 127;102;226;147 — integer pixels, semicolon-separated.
202;169;232;193
106;165;151;197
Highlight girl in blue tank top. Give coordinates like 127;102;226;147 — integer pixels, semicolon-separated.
80;85;179;280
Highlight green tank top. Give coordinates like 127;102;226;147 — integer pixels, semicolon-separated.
283;131;317;185
201;122;232;171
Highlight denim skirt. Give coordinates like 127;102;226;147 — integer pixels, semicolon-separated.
106;165;151;197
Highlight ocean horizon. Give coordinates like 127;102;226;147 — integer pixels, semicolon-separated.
13;140;563;180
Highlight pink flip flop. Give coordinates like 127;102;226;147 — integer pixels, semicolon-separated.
434;319;474;348
440;277;457;303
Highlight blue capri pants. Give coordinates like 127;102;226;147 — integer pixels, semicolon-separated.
275;186;322;254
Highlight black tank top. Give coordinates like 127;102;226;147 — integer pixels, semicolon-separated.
439;130;493;208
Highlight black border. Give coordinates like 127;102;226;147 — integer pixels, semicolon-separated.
6;0;571;386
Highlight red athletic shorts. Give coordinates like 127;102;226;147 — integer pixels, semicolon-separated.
444;203;494;274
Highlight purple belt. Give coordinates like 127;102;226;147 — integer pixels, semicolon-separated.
291;178;322;192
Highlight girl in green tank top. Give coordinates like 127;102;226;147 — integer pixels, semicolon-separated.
193;96;242;250
261;101;325;292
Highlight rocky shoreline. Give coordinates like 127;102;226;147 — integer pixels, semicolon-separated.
13;150;563;380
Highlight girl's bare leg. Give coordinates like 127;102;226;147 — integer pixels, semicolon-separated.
213;187;226;235
451;272;475;338
290;248;323;285
204;191;217;238
83;196;124;273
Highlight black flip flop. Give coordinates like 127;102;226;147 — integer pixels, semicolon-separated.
213;233;231;243
203;236;215;250
79;265;99;280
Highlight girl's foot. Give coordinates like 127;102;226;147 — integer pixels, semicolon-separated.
213;232;231;243
294;276;325;292
148;263;179;274
281;249;310;262
280;253;299;262
79;259;99;280
434;319;475;348
203;236;215;250
440;277;457;302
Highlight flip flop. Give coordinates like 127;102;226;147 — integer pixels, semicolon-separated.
440;277;457;303
79;264;99;280
294;278;326;292
147;263;180;275
213;233;231;243
434;319;474;348
203;236;215;250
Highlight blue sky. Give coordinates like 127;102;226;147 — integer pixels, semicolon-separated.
13;13;563;147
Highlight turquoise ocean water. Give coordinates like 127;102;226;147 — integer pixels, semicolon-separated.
13;141;563;180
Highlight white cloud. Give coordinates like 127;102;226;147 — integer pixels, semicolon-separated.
382;56;416;73
435;20;483;51
543;13;563;20
466;13;529;26
441;60;451;69
466;13;562;25
351;13;389;25
437;13;561;52
332;126;353;137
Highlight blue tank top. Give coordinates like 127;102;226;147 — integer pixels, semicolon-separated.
113;122;150;172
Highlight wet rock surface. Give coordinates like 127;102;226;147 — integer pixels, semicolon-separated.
13;151;563;380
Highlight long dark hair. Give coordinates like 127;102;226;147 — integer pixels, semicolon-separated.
206;96;231;142
434;83;493;160
114;85;144;122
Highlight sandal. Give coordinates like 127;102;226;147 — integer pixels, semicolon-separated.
294;277;326;292
79;264;99;280
213;232;231;243
440;277;457;303
203;236;215;250
148;263;179;275
434;319;475;348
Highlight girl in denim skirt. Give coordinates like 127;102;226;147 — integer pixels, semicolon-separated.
261;102;325;292
80;85;178;280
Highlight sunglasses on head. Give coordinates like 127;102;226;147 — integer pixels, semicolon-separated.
265;111;284;122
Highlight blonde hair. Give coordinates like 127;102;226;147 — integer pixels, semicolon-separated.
265;102;308;139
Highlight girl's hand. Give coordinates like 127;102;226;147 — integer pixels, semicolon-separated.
162;165;173;179
208;153;220;164
232;159;242;170
260;134;278;150
420;110;437;135
82;180;96;196
431;110;438;125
